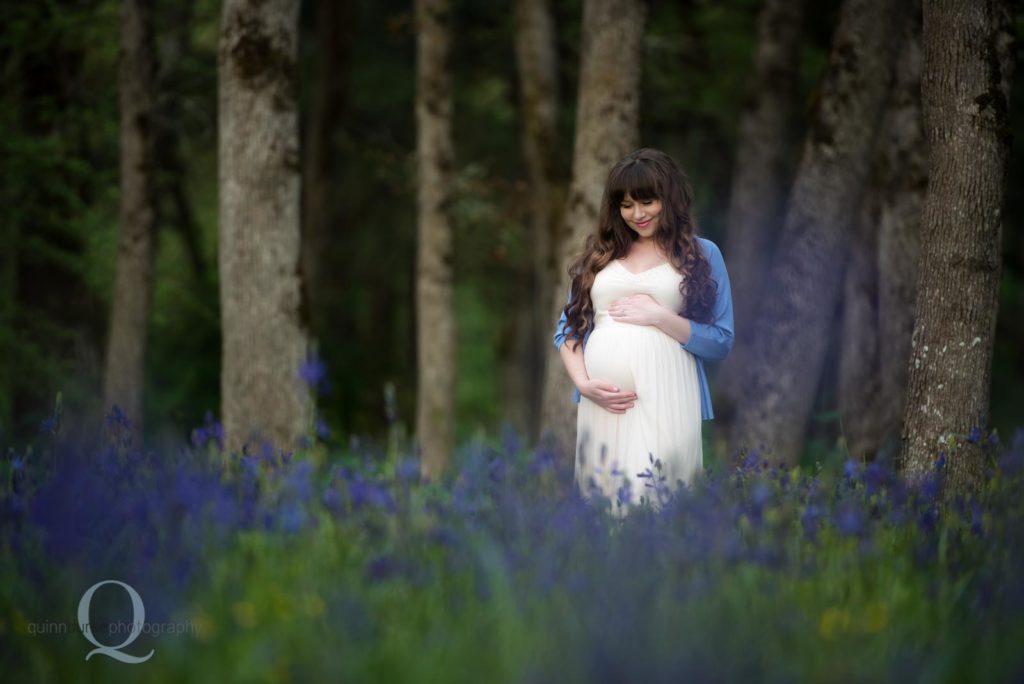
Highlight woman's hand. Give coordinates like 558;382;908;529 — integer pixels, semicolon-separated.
608;293;666;326
578;379;637;414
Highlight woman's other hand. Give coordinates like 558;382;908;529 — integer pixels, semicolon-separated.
608;294;666;326
578;379;638;414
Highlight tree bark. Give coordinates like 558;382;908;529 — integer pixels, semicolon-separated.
415;0;456;480
104;0;159;433
510;0;560;443
302;0;352;322
900;0;1014;494
839;10;926;462
539;0;647;458
715;0;806;433
218;0;310;452
729;0;912;467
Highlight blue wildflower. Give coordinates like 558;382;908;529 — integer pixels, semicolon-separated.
395;457;420;484
38;416;57;435
297;355;330;393
105;404;132;429
920;472;942;503
278;501;309;534
321;486;343;513
802;502;823;540
969;499;984;538
284;460;314;502
750;481;772;508
191;411;224;451
500;422;520;458
366;554;400;582
349;479;396;513
833;501;866;537
863;461;888;495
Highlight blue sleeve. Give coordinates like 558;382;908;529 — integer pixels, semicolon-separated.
680;239;734;362
553;286;575;351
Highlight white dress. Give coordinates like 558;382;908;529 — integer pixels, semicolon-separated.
576;260;703;513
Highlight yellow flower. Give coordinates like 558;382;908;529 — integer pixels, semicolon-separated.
819;607;851;640
861;602;888;633
191;610;216;641
232;601;258;629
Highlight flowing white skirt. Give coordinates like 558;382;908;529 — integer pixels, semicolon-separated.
576;311;703;514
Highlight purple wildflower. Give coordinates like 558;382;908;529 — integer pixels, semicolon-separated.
105;404;132;429
396;457;420;484
834;501;866;537
190;411;224;451
297;355;330;393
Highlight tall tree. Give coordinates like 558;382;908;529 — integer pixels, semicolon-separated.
539;0;647;456
839;11;926;461
715;0;806;432
510;0;560;441
104;0;158;432
730;0;912;467
302;0;353;320
415;0;456;480
218;0;310;452
900;0;1015;493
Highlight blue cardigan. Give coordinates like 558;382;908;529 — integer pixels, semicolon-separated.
552;236;734;420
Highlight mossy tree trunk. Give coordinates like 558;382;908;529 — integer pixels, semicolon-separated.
218;0;310;452
730;0;912;467
839;8;926;462
539;0;647;459
415;0;456;480
103;0;158;434
716;0;806;437
510;0;560;443
899;0;1015;495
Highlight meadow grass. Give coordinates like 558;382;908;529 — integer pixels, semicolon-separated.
2;409;1022;683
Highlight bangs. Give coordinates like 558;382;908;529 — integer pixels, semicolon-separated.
607;160;661;204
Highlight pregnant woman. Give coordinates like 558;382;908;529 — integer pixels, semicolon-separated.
552;148;734;512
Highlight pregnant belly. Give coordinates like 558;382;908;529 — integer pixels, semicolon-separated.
584;326;639;392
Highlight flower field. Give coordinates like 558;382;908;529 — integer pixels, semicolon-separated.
2;408;1024;683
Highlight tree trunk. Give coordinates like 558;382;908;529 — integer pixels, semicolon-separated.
900;0;1014;494
511;0;559;443
715;0;806;434
415;0;456;480
539;0;647;458
302;0;352;323
729;0;912;467
839;10;926;461
218;0;310;452
104;0;159;434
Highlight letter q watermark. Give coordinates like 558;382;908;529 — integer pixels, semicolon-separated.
77;580;154;664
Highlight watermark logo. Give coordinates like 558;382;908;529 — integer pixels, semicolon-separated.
77;580;154;664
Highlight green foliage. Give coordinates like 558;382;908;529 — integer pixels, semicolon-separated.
3;424;1023;681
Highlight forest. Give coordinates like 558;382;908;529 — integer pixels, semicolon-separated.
3;0;1024;681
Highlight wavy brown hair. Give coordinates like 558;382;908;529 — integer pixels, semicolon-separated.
562;148;716;350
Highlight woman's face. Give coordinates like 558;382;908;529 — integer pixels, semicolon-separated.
619;192;663;239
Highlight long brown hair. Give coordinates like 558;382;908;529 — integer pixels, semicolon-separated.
562;148;715;350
